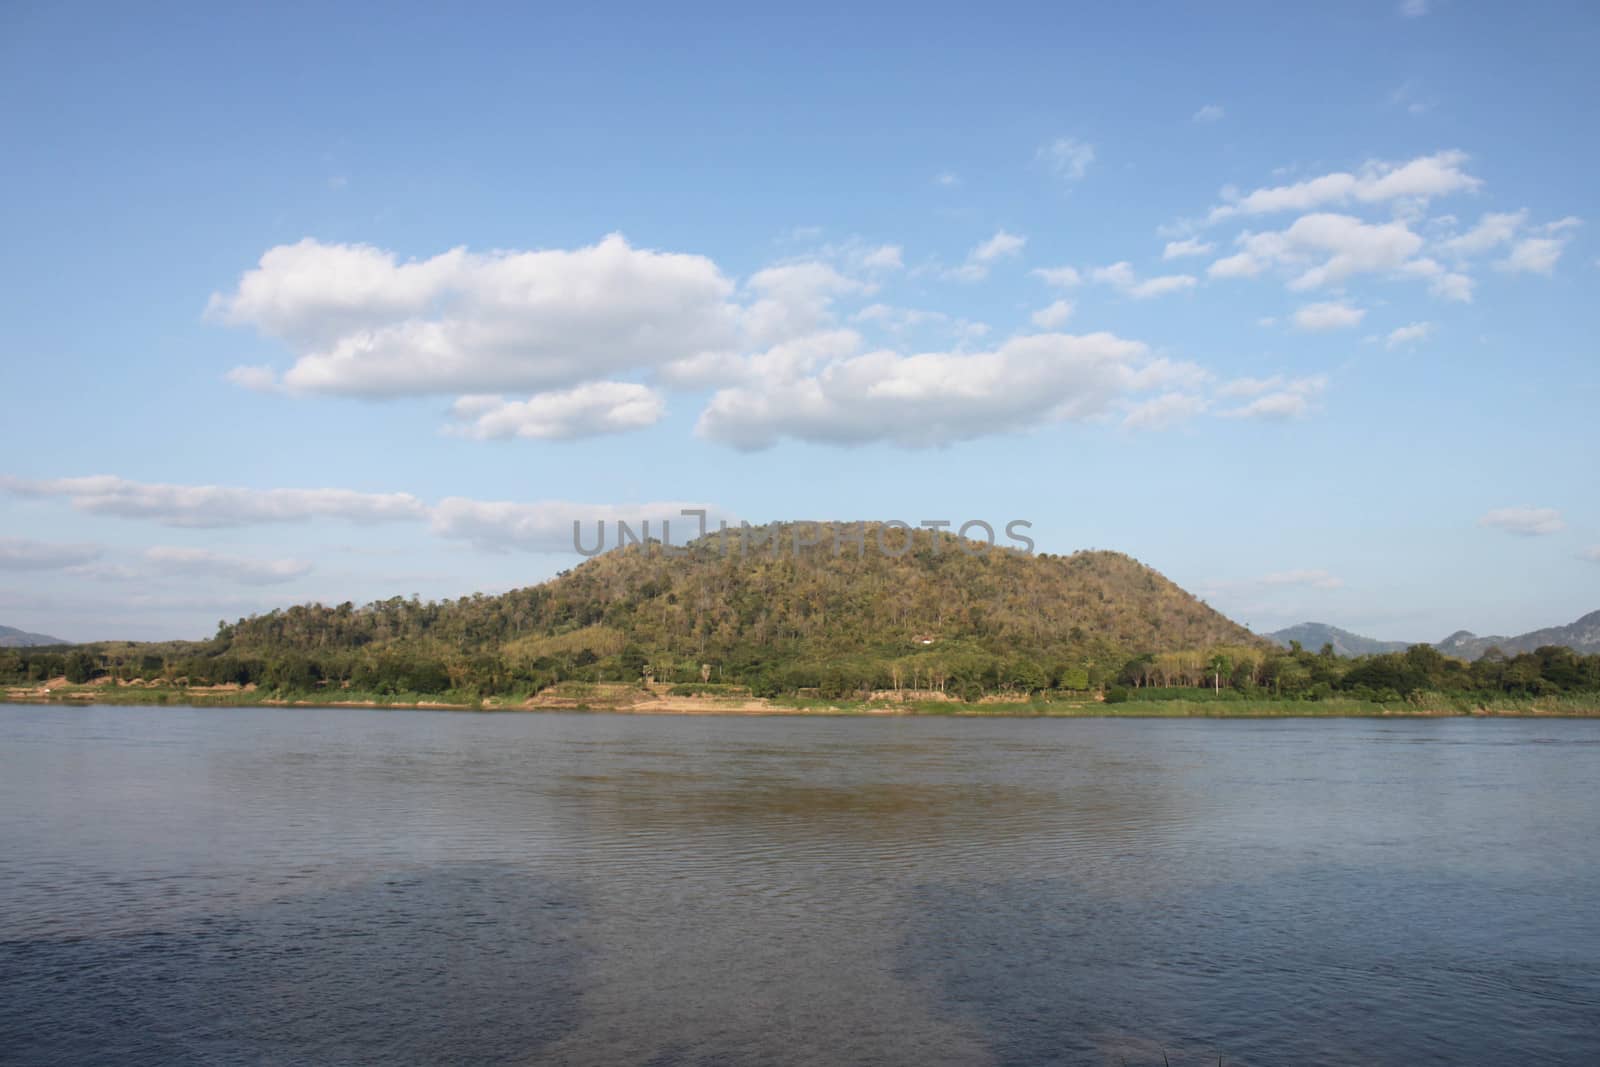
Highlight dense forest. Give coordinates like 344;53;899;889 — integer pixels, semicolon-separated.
4;523;1599;705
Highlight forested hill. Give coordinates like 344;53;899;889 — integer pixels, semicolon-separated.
188;523;1259;695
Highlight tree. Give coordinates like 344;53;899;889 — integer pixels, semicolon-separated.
1208;652;1232;694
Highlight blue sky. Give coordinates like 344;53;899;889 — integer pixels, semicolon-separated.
1;0;1596;643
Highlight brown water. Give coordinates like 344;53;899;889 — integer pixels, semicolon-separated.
1;705;1597;1065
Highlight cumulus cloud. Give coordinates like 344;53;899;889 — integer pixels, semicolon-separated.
1091;262;1197;299
1163;238;1214;260
694;331;1203;449
1221;214;1426;291
1030;300;1074;329
1207;252;1264;279
1385;322;1434;348
1497;237;1568;275
1038;138;1095;182
1216;375;1327;419
210;234;742;396
1293;301;1366;331
0;474;428;528
1478;506;1565;537
1123;392;1207;430
859;244;904;270
848;306;988;343
1032;265;1082;287
736;260;869;347
1441;210;1527;257
431;499;725;553
1581;545;1600;563
446;382;666;441
1193;104;1225;123
0;538;103;571
1208;150;1480;223
1397;257;1476;302
143;546;312;585
947;230;1027;282
662;329;864;390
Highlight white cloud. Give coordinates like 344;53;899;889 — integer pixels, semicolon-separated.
1163;238;1214;260
1399;0;1428;16
1032;265;1082;287
1478;507;1564;537
1293;301;1366;331
694;331;1202;449
210;234;742;396
859;244;904;270
849;305;988;341
1123;392;1207;430
1214;213;1435;292
1497;237;1568;275
1398;257;1476;302
0;538;103;571
947;230;1026;282
1385;322;1434;348
662;329;863;390
935;172;961;188
1217;375;1327;419
1441;210;1527;256
1030;300;1075;329
1091;261;1197;299
1193;104;1225;123
973;230;1026;262
1131;275;1198;298
1038;138;1095;182
1581;546;1600;563
0;474;741;561
430;499;724;553
1208;252;1264;279
0;474;429;528
446;382;666;441
1217;375;1285;398
741;260;871;346
143;546;312;585
1208;151;1480;222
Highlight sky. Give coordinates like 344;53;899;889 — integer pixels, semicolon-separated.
1;0;1597;644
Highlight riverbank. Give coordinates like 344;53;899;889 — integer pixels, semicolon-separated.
6;679;1600;717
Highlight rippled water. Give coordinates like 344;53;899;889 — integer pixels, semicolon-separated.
2;707;1597;1065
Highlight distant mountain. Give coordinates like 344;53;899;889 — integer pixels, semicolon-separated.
1265;622;1413;657
0;624;68;648
1433;610;1600;659
1269;611;1600;660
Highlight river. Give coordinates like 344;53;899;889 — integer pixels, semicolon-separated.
1;706;1596;1064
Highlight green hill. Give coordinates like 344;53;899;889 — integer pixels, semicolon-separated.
8;523;1262;699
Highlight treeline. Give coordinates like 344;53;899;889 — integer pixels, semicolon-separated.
1111;641;1600;703
6;633;1599;706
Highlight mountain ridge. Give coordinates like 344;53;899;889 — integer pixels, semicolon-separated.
0;624;68;648
1268;610;1600;659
